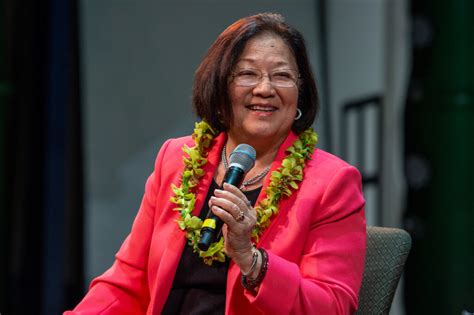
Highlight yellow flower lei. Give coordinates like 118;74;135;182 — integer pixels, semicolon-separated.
170;121;318;265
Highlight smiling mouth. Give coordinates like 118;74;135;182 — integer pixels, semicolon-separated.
246;105;278;112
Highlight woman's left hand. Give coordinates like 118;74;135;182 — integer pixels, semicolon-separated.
209;182;257;268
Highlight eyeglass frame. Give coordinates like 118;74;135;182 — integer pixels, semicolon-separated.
230;68;301;88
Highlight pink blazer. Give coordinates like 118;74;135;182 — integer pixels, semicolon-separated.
66;131;366;314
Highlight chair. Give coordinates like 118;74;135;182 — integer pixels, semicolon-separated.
355;226;412;315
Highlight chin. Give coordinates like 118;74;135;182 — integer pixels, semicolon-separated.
243;125;287;140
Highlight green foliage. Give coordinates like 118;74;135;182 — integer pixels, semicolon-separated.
252;128;318;242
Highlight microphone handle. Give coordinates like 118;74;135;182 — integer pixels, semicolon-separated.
197;166;245;251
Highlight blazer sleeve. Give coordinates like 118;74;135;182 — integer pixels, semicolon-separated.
64;139;172;315
245;166;366;314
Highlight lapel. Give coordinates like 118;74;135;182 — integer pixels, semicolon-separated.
151;133;226;313
225;131;298;313
192;132;227;215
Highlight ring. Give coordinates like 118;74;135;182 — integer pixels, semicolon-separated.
245;200;251;207
236;210;245;222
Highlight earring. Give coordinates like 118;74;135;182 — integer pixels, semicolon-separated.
294;108;302;120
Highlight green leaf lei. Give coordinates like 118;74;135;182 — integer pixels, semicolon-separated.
170;121;318;265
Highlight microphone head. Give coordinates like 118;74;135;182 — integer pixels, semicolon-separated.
229;144;256;172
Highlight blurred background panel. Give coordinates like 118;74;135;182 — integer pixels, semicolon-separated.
404;0;474;313
1;0;83;313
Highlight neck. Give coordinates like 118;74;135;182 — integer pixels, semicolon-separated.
225;132;288;167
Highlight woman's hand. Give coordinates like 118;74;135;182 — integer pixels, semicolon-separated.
209;183;257;271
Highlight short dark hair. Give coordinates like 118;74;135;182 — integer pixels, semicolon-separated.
193;12;319;134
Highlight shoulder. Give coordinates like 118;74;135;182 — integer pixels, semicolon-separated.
305;148;361;181
299;148;365;221
155;134;196;159
152;135;194;171
299;148;363;205
159;135;194;155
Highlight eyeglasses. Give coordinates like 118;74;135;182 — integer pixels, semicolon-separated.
232;68;299;88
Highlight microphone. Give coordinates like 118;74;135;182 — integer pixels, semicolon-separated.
197;144;256;251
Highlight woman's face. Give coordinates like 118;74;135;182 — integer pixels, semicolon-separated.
228;34;299;143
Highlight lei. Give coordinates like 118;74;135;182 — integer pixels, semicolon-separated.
170;121;318;265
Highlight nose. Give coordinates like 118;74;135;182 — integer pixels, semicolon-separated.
252;74;276;97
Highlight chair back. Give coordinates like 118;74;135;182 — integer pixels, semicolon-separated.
355;226;412;314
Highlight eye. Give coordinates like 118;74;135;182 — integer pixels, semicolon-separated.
235;69;259;78
272;71;295;81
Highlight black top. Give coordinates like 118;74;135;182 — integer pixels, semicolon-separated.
161;180;261;315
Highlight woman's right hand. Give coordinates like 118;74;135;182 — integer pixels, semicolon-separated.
209;183;259;273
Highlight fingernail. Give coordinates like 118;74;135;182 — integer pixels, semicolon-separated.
215;189;222;194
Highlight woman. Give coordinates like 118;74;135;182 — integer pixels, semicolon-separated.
67;13;366;314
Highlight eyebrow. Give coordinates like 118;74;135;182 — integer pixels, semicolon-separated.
236;58;291;67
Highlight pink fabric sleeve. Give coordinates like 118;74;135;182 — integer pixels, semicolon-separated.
64;139;171;315
245;166;366;314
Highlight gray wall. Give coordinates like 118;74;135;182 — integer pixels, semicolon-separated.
325;1;409;313
81;0;322;284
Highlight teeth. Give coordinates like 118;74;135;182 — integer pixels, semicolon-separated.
247;105;276;112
